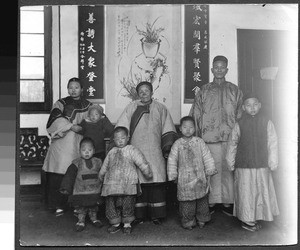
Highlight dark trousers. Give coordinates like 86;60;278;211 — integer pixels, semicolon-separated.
179;195;211;228
135;182;166;220
44;172;69;210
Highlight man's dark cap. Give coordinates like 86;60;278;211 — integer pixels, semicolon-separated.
136;81;153;93
213;55;228;65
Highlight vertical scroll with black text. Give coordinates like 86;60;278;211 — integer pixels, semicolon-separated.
184;4;209;103
78;6;104;102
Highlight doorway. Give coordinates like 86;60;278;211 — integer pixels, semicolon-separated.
237;29;297;229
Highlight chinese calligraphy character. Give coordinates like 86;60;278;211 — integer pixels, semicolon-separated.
86;28;95;39
193;43;201;54
193;58;201;68
80;65;84;70
86;13;96;24
193;15;201;25
193;30;201;40
86;72;97;81
193;72;202;82
203;44;208;50
87;85;96;96
80;32;85;36
192;86;201;95
193;5;203;11
87;42;96;52
87;56;97;68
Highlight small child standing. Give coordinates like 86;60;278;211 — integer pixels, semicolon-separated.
226;93;279;232
167;116;217;230
99;126;153;234
72;104;114;161
60;137;103;232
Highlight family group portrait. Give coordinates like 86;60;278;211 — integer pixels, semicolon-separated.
17;1;298;248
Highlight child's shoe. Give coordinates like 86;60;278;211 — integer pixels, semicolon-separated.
133;219;144;225
75;222;85;232
198;222;205;228
152;219;162;225
92;220;103;228
73;208;79;217
55;208;64;217
123;226;132;234
107;224;122;234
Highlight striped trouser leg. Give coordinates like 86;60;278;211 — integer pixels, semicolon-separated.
148;183;167;220
135;185;149;220
135;183;167;220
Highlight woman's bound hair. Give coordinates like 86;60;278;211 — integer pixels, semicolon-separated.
67;77;83;88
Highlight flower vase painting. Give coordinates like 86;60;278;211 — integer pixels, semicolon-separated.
105;5;181;123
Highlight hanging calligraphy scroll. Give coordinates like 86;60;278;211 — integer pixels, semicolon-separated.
184;4;209;103
78;6;104;101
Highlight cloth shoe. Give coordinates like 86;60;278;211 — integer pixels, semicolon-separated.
241;222;260;232
198;222;206;228
123;226;132;234
92;220;103;228
75;222;85;232
55;208;64;217
183;226;193;230
152;219;162;225
222;205;233;216
107;224;122;234
132;219;144;225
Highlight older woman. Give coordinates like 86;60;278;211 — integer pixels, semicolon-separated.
114;81;177;225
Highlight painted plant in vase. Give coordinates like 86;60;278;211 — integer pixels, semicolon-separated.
119;16;171;103
136;17;165;59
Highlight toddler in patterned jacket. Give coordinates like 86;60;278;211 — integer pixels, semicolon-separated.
99;126;153;234
167;116;217;230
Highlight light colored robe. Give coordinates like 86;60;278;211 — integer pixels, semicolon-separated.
42;97;91;174
226;120;279;222
115;100;177;183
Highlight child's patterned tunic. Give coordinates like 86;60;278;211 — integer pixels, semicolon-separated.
167;137;217;201
99;145;152;196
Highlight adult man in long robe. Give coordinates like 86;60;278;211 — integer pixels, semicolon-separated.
189;55;243;215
